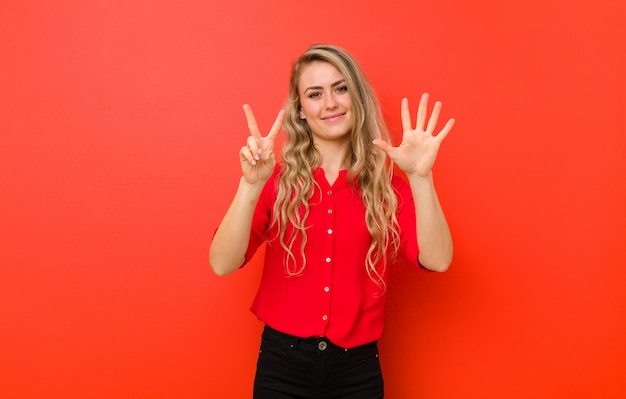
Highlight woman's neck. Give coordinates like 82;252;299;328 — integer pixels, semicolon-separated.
316;140;351;175
318;153;351;187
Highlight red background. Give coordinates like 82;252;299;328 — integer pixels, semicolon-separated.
1;0;625;398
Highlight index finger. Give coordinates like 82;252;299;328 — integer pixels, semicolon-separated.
400;98;413;132
266;109;285;141
242;104;262;138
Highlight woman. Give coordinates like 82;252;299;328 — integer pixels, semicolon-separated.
209;44;454;398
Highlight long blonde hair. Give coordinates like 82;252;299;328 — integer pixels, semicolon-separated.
274;44;401;289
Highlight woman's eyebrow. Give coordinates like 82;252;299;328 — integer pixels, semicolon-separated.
304;79;346;94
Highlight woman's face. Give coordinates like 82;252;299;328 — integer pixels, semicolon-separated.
298;61;353;144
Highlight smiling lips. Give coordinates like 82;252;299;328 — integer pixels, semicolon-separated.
322;112;346;121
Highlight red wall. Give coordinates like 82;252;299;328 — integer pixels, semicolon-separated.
1;1;625;398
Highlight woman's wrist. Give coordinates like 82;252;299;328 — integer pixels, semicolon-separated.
406;170;434;185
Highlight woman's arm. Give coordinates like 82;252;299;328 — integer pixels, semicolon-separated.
209;105;284;276
407;172;453;272
373;93;455;272
209;177;266;276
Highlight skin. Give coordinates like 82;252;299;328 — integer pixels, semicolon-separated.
208;106;284;276
297;61;353;184
209;61;454;276
373;94;455;271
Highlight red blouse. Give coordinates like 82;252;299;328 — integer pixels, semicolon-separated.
244;166;419;349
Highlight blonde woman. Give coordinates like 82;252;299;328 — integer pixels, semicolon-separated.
210;44;454;399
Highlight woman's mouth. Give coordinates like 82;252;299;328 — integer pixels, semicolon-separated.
322;112;346;121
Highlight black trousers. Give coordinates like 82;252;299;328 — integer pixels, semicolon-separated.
253;325;384;399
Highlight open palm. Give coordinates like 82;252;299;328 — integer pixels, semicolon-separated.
374;93;454;177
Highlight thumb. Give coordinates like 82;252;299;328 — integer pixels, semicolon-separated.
257;147;275;162
373;139;394;155
372;139;387;149
373;139;402;164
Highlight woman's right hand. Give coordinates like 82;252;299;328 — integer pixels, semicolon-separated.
239;104;285;185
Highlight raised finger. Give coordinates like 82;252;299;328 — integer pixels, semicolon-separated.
266;109;285;141
242;104;262;138
400;98;413;132
435;118;455;142
246;136;259;153
416;93;429;131
426;101;442;135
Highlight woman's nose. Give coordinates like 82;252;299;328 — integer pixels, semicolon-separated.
324;94;338;109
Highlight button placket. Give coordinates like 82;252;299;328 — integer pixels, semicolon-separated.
320;186;335;329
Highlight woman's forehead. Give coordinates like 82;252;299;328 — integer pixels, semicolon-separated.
298;61;344;88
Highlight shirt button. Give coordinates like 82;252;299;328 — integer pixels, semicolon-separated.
324;286;330;292
327;191;332;195
318;341;328;351
325;257;331;263
328;209;333;214
327;229;333;235
322;315;328;321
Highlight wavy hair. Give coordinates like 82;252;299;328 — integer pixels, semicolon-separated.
274;44;401;290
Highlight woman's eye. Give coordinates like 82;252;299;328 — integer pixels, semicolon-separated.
308;92;321;98
337;85;348;93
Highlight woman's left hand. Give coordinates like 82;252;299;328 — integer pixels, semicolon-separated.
373;93;454;177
